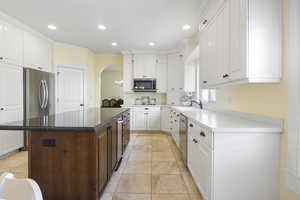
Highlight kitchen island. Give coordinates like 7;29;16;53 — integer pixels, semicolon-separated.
0;107;130;200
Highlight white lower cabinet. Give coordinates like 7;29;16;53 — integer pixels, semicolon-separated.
0;63;24;156
132;107;161;131
161;106;170;132
169;109;180;146
187;119;280;200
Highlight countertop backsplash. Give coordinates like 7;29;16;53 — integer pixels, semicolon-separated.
123;93;167;105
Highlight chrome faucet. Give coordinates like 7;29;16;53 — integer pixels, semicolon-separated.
190;100;203;110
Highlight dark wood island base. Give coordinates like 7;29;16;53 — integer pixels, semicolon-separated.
0;108;130;200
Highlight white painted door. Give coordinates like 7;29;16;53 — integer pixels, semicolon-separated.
0;63;24;156
229;0;248;81
147;111;161;130
57;67;85;113
133;110;147;130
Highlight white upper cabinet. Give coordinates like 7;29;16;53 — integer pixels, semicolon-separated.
133;54;156;79
199;0;282;87
156;55;168;93
0;20;23;66
184;48;198;92
24;31;52;72
123;54;133;92
167;53;184;91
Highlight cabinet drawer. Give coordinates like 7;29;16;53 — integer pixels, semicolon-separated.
188;121;213;149
133;107;160;112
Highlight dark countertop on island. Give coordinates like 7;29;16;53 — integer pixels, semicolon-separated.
0;108;129;132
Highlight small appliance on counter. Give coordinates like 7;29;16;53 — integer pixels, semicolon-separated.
149;98;157;105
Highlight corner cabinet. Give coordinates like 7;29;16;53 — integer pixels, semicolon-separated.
199;0;282;87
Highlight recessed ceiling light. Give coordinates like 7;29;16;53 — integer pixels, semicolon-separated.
98;25;107;30
48;25;57;30
182;24;191;30
111;42;118;46
149;42;155;46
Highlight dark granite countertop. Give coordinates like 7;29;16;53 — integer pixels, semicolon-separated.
0;108;129;132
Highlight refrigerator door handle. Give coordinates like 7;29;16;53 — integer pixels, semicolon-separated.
43;80;49;109
39;80;45;109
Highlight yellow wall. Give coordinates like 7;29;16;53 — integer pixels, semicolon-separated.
101;71;123;100
212;0;299;199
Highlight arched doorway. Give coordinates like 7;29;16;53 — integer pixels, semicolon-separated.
99;65;124;107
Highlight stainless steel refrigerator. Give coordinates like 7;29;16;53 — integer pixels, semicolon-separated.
23;68;55;120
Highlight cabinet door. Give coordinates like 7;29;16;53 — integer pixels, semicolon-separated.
161;107;170;132
147;111;161;130
156;63;167;93
206;19;218;86
216;1;231;84
98;130;108;193
134;54;156;79
133;110;147;130
111;121;118;172
0;21;23;65
0;63;24;156
24;31;52;71
123;55;133;92
229;0;248;81
167;54;184;91
184;60;196;92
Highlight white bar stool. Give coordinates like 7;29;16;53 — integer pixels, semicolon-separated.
0;172;43;200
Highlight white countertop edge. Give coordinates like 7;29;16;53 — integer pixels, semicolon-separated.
203;103;284;128
171;105;284;133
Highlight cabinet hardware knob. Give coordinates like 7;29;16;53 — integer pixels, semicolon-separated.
203;20;208;25
145;108;149;110
0;108;4;111
0;57;3;60
203;81;207;84
223;74;229;78
193;138;198;143
189;123;194;128
200;131;206;137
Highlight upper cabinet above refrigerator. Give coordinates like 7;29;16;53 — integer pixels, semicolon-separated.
24;31;53;72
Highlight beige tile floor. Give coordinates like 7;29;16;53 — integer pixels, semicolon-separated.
0;132;203;200
0;151;28;178
102;132;203;200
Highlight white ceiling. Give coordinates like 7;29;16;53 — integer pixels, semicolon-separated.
0;0;206;53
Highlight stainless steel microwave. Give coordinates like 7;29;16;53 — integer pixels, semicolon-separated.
133;79;157;92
